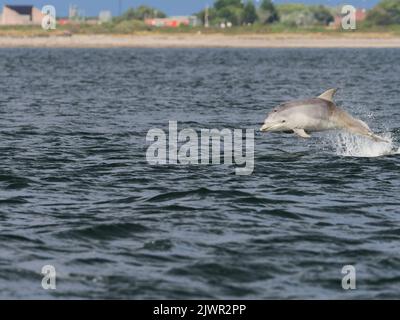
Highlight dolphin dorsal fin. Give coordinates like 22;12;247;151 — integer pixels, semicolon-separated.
318;88;338;102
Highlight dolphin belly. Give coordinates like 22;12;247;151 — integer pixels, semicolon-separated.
292;111;339;132
303;119;339;132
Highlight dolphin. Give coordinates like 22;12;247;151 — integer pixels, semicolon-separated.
260;89;388;143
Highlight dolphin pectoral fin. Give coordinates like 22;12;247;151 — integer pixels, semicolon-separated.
318;88;338;102
293;129;311;138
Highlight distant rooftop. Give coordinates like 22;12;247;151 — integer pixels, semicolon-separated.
5;5;34;15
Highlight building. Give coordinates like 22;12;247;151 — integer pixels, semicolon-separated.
69;4;85;22
0;5;42;25
55;4;85;24
333;8;367;29
99;10;112;24
69;4;79;20
145;16;199;28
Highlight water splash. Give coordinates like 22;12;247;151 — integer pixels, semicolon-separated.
325;131;399;158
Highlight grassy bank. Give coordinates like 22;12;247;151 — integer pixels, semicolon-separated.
1;21;400;38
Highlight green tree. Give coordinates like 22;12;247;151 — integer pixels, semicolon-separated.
119;6;166;21
119;8;136;20
242;1;258;24
196;7;217;25
277;3;308;15
198;0;261;26
209;0;246;26
259;0;279;24
310;5;334;25
367;0;400;25
218;6;244;25
135;5;166;19
214;0;243;11
277;4;333;27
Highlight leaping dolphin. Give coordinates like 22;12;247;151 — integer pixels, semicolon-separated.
260;89;388;143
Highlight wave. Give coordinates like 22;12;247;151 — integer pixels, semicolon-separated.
145;187;252;202
57;222;150;240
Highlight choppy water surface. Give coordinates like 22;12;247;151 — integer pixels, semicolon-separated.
0;48;399;299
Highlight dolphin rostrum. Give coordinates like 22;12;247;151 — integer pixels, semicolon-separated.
260;89;388;143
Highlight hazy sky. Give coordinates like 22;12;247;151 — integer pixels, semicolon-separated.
1;0;380;17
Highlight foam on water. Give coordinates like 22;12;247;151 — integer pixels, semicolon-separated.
326;131;399;158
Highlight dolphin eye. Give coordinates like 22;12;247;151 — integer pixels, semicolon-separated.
282;120;286;123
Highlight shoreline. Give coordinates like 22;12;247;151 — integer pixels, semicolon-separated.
1;33;400;48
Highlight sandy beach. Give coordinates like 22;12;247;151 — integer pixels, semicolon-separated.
1;33;400;48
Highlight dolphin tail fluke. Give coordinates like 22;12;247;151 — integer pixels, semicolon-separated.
368;133;390;144
343;117;389;143
355;120;389;143
346;128;389;143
